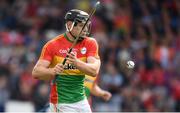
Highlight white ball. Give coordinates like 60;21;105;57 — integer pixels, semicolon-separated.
127;60;135;69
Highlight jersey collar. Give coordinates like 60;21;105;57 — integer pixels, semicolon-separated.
64;33;74;43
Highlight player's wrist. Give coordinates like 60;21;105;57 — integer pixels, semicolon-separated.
73;59;81;67
49;68;56;77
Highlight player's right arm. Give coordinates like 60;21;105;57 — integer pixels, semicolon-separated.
32;60;64;81
32;41;64;81
32;60;54;80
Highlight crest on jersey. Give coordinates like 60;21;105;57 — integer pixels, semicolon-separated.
81;47;87;54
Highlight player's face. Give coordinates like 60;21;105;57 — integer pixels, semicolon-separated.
69;21;90;37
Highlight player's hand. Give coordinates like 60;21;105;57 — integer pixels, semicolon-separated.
66;52;78;65
101;91;112;101
53;64;64;74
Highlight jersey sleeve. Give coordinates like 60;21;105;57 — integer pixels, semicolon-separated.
86;38;100;59
39;43;53;62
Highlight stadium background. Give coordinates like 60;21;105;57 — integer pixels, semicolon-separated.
0;0;180;112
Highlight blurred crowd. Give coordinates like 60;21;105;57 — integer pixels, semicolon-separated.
0;0;179;112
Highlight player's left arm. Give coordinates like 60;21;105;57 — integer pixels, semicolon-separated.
67;53;100;77
77;55;100;77
66;38;100;77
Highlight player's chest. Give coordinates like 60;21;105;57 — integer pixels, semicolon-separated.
54;43;88;58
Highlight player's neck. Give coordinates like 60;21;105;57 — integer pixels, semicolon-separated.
65;32;75;42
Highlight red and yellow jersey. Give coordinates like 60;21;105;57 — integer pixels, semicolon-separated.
39;33;99;104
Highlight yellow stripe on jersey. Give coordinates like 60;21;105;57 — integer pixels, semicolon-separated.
50;56;87;76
